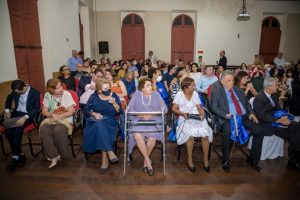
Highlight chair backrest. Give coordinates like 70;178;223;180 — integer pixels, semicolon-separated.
67;90;79;110
75;78;80;93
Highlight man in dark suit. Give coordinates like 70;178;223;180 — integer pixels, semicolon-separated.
218;50;227;70
77;68;104;98
253;77;300;172
210;70;264;172
4;80;40;172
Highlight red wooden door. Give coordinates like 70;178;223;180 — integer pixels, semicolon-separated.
122;14;145;61
79;14;84;52
171;14;195;64
7;0;45;92
259;17;281;64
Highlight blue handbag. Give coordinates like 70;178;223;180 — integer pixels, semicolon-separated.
168;119;178;142
230;115;249;145
271;110;294;128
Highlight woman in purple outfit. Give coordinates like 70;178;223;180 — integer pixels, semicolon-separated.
127;78;167;176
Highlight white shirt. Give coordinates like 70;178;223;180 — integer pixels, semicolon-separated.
273;57;286;69
16;86;30;114
264;91;275;107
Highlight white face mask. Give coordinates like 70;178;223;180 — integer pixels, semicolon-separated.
133;61;137;65
156;75;162;82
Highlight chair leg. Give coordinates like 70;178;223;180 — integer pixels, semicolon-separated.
85;153;89;160
27;131;41;157
0;134;11;157
69;136;81;158
176;145;182;161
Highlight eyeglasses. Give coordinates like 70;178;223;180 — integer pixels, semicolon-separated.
63;68;69;71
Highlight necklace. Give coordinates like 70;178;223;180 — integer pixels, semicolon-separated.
54;94;63;106
142;93;151;108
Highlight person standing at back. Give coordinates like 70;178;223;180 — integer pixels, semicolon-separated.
68;49;83;76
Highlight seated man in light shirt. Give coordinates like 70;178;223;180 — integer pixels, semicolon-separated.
78;69;104;106
196;65;218;94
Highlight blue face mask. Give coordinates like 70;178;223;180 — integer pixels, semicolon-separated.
163;69;168;74
102;89;111;96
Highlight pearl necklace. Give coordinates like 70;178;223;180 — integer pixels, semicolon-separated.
142;93;151;108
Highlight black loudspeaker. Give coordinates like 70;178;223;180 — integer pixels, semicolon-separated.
98;41;109;54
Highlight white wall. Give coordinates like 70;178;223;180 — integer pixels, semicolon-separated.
89;7;97;60
94;0;300;65
80;6;92;58
0;0;18;82
38;0;81;81
97;11;122;62
145;11;172;62
283;14;300;63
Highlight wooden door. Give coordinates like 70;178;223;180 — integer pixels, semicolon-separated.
259;16;281;64
7;0;45;92
79;14;84;52
171;14;195;64
121;14;145;61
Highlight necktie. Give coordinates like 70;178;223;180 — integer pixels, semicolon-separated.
268;96;275;107
229;89;242;115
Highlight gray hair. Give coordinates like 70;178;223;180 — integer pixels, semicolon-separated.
263;77;278;89
220;70;234;80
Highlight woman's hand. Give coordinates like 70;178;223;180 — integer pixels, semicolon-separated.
108;97;116;104
142;115;152;121
181;112;188;119
52;113;61;122
92;112;103;120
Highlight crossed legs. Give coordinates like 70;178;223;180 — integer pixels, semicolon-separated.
134;133;155;171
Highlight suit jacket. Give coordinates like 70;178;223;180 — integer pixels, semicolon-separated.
5;86;40;119
253;91;281;135
209;80;253;129
219;56;227;69
77;76;92;97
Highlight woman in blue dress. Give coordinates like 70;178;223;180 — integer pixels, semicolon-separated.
83;79;122;173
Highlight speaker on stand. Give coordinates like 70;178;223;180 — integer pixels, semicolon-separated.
98;41;109;58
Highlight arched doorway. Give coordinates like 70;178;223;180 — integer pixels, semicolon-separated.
259;16;281;64
171;14;195;64
121;14;145;61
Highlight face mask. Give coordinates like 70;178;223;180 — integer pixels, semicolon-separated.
133;61;137;65
156;75;162;82
163;69;168;74
102;89;111;96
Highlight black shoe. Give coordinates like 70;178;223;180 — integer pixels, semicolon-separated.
6;158;18;172
147;168;154;176
187;164;196;173
222;161;230;173
287;160;300;172
18;154;27;168
142;166;148;173
246;157;262;172
203;165;211;173
109;157;119;164
99;166;109;174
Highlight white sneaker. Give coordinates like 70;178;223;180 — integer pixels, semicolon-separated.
48;155;61;169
